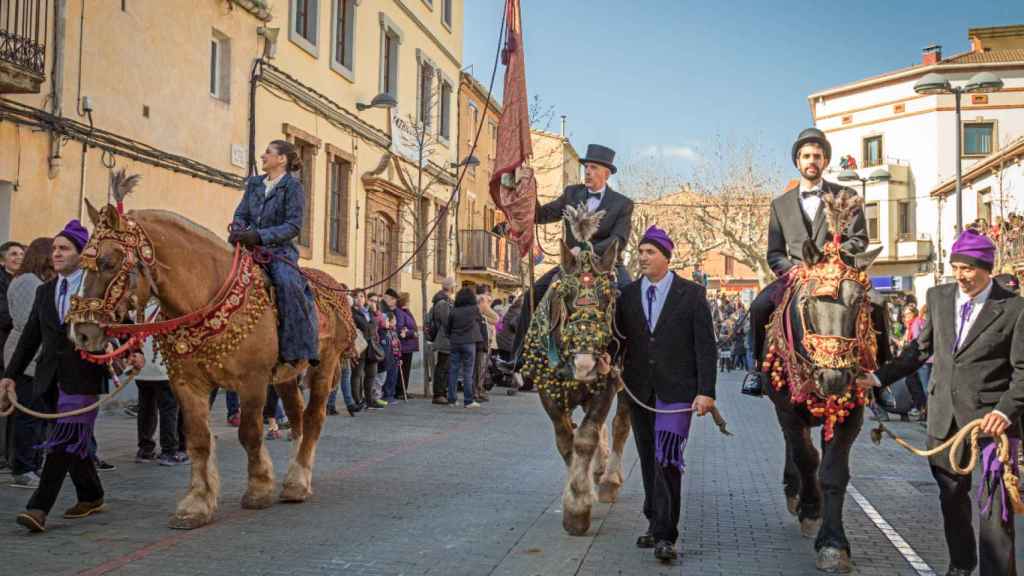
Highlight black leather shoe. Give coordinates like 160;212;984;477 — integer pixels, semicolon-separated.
654;540;677;562
636;531;655;548
741;371;767;397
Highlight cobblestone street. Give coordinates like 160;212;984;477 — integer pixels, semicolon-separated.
2;371;1022;575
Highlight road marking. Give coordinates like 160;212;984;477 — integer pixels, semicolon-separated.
848;483;936;576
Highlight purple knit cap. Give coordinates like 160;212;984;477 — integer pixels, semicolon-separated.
639;225;674;260
56;219;90;253
950;228;995;272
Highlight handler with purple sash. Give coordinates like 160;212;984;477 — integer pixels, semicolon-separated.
614;226;717;563
865;229;1024;576
0;220;144;533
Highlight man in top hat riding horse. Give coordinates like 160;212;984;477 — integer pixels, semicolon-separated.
508;144;634;368
747;128;870;392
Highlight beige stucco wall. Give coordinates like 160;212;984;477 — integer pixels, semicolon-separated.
0;0;465;322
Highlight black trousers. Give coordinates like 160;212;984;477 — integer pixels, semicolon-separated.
929;431;1015;576
350;358;365;405
12;375;46;475
27;449;103;513
363;361;378;402
136;379;181;456
630;398;682;543
750;279;784;369
433;352;450;399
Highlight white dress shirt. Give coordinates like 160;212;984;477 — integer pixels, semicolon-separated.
263;173;285;198
54;268;84;323
585;186;606;212
798;183;822;221
954;280;994;350
640;272;674;332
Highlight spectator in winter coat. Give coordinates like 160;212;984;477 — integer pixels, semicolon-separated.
445;287;482;407
395;292;419;399
476;285;498;402
427;278;455;405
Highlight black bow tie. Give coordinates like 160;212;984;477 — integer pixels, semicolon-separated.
587;192;602;200
801;189;821;199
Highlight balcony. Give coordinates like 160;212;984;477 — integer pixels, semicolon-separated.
894;239;932;262
0;0;48;94
458;230;522;283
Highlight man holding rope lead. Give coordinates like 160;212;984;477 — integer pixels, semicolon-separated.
0;220;144;533
858;229;1024;576
611;225;717;563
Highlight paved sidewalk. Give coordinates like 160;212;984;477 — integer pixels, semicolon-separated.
0;371;1021;575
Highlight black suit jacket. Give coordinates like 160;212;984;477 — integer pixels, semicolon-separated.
876;282;1024;439
4;279;109;402
536;184;633;264
767;180;869;276
615;273;717;403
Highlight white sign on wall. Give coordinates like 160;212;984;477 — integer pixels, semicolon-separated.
230;144;246;168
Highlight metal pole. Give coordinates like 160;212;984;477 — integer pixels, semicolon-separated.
954;89;963;235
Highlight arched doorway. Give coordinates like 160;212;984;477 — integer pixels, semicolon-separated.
366;211;397;291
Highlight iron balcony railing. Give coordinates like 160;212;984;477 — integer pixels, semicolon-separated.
0;0;48;79
458;230;522;278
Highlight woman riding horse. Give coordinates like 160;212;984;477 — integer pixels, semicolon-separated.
229;140;318;366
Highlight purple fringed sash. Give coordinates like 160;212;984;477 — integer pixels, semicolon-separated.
977;438;1021;524
654;400;693;471
37;392;98;459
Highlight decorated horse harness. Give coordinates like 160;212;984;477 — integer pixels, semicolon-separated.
762;238;878;441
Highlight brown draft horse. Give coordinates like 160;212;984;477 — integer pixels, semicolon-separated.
70;199;354;529
521;208;632;536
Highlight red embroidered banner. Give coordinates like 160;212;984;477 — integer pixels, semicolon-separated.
488;0;536;258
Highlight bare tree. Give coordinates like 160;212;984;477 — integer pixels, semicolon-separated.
390;81;457;397
688;136;779;286
529;94;556;132
623;205;723;278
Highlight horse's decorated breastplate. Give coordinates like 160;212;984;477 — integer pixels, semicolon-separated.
152;253;271;376
763;242;877;442
521;251;617;410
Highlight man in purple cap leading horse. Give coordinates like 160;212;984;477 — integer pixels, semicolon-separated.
615;225;717;563
861;229;1024;576
1;220;144;532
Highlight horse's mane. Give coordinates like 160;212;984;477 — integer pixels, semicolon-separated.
129;209;232;253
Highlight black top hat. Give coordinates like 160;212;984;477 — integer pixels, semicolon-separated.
791;128;832;167
580;144;617;174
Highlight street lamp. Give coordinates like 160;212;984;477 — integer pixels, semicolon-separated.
913;71;1004;234
355;93;398;111
838;167;891;196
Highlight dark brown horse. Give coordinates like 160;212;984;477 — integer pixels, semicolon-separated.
762;199;885;572
70;199;354;529
521;206;632;536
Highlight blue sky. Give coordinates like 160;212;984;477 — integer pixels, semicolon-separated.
462;1;1024;182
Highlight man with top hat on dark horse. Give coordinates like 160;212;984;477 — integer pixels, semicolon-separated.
747;128;871;390
229;140;318;366
508;144;634;367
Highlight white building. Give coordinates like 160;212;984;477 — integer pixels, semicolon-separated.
809;25;1024;302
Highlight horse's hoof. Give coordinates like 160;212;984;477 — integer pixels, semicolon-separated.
786;495;800;516
815;547;851;573
562;511;591;536
241;491;274;510
597;481;621;503
800;517;822;539
279;483;311;503
167;512;210;530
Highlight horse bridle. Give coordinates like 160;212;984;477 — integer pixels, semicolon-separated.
66;208;157;327
792;242;877;373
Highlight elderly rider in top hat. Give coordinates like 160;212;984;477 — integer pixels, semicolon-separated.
747;128;870;391
507;144;634;367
